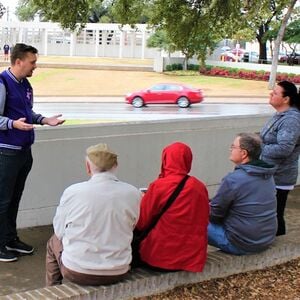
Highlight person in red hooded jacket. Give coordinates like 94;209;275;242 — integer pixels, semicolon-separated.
136;142;209;272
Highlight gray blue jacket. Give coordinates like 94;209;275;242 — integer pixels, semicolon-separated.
260;107;300;186
210;161;277;253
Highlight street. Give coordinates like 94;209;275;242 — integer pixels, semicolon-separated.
34;102;274;122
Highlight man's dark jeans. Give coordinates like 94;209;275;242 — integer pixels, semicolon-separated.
0;148;33;248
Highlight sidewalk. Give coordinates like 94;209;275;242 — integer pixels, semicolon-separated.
1;187;299;298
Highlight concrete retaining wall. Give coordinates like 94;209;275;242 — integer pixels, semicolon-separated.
17;115;275;228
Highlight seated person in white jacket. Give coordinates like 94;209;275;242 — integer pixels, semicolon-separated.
46;143;141;286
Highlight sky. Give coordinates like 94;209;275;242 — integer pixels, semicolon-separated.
1;0;18;21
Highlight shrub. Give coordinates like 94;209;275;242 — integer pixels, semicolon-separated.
187;64;200;71
198;65;299;83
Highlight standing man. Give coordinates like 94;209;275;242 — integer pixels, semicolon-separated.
208;133;277;255
0;43;64;262
3;43;10;61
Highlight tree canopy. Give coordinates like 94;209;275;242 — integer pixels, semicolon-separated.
0;2;6;19
10;0;299;82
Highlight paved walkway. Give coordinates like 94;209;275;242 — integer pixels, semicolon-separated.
0;188;299;298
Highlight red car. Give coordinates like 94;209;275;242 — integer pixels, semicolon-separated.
125;83;204;108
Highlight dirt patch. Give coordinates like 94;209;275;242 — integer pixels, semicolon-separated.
134;257;300;300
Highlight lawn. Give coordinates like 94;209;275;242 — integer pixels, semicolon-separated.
0;56;271;99
25;68;270;98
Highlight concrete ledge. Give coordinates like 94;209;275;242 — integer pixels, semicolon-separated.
37;63;154;72
2;231;299;300
0;61;153;72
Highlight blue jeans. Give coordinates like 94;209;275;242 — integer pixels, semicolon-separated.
0;148;33;247
208;223;247;255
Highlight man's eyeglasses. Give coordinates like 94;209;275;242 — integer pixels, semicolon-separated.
230;144;243;150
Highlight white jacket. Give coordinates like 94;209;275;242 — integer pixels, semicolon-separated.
53;172;140;275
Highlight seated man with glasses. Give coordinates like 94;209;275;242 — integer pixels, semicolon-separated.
208;133;277;255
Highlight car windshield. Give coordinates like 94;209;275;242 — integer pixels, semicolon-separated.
150;84;165;91
164;84;182;91
150;84;183;91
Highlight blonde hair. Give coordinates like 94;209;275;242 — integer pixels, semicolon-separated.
86;143;118;172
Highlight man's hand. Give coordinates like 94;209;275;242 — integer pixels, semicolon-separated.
13;118;34;131
42;114;65;126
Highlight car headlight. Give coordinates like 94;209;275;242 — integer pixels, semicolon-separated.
126;93;132;97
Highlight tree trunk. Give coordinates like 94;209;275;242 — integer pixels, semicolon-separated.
268;0;297;89
183;56;188;71
259;41;268;64
257;24;268;64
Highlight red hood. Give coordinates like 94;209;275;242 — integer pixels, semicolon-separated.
159;142;192;177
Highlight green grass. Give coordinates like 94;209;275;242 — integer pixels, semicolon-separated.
30;69;68;83
37;55;153;66
165;71;259;88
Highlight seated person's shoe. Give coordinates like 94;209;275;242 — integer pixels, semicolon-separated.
6;237;34;254
0;247;18;262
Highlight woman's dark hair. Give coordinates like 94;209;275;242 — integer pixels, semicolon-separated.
278;81;300;110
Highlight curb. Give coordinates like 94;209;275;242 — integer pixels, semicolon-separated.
0;62;153;72
2;232;299;300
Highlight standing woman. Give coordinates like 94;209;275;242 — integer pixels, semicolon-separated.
260;81;300;236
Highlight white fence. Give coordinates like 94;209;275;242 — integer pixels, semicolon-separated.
0;21;159;59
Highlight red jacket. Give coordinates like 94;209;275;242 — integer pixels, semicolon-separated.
136;142;209;272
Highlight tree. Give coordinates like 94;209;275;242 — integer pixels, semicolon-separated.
110;0;151;24
138;0;244;68
232;0;292;63
284;18;300;45
146;29;176;55
268;0;298;89
17;0;150;25
20;0;297;74
0;2;6;19
21;0;97;30
24;0;244;66
264;17;300;55
16;0;40;21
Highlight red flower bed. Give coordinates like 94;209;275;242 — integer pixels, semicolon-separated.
200;66;300;83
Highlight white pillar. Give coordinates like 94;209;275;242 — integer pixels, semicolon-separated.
43;28;48;56
18;27;23;43
95;29;99;57
83;29;86;44
141;30;146;59
119;30;123;58
70;32;76;56
101;30;106;57
11;28;17;45
131;32;135;58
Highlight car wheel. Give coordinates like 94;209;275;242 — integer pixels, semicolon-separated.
177;97;190;108
132;97;144;108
